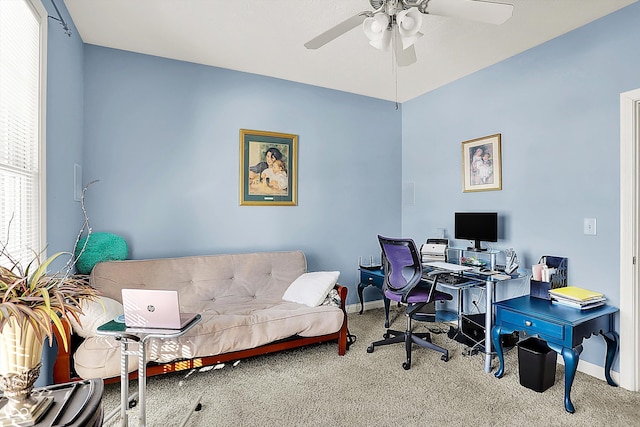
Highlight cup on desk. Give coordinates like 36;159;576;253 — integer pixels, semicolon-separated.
541;267;556;282
532;264;545;281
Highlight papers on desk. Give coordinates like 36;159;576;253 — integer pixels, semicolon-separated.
551;298;606;310
549;286;604;301
549;286;606;310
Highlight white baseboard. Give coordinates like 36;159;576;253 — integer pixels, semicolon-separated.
345;300;385;314
556;354;620;384
350;302;620;382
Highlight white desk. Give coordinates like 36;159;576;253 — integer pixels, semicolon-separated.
97;315;201;427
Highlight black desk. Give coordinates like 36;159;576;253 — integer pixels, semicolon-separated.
492;296;619;413
0;379;103;426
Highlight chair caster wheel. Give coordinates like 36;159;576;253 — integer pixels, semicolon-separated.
383;332;390;339
441;354;449;362
195;403;202;411
402;362;411;370
367;345;374;353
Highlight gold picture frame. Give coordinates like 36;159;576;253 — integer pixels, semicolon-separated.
240;129;298;206
461;133;502;192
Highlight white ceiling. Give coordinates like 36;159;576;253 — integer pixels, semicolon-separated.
62;0;637;103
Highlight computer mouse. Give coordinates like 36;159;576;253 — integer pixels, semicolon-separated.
480;267;490;272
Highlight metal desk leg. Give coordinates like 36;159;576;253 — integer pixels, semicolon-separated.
457;287;464;331
484;279;494;373
120;339;129;427
138;340;147;427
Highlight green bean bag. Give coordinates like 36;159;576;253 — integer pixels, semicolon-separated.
75;232;128;274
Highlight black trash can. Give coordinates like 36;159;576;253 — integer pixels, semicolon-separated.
517;337;556;392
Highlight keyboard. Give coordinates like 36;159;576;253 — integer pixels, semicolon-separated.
424;261;472;272
433;273;469;285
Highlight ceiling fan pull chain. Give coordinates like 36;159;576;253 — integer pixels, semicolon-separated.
391;29;399;110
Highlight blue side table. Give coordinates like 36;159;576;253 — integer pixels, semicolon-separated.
492;295;619;413
358;266;391;328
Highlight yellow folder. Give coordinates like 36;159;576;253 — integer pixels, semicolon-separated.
548;286;604;302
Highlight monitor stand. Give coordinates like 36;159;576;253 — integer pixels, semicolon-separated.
467;240;487;252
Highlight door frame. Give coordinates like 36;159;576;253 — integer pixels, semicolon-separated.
619;88;640;391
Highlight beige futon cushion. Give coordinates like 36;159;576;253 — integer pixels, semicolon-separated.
74;336;138;379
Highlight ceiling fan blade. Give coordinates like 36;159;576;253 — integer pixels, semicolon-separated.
304;12;372;49
396;44;417;67
392;26;417;67
425;0;514;25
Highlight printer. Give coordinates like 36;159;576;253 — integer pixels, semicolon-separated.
420;238;449;264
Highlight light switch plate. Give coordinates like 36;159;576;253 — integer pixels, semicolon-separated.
583;218;597;235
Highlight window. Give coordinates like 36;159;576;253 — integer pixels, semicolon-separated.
0;0;47;267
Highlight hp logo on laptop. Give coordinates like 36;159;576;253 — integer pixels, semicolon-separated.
147;305;155;312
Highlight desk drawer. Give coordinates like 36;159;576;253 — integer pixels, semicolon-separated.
500;309;564;340
361;271;384;288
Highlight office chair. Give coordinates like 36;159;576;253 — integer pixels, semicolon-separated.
367;235;453;369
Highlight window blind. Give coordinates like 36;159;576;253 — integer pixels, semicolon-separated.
0;0;44;268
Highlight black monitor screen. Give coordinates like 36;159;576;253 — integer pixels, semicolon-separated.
454;212;498;251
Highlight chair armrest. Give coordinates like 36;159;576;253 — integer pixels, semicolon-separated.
334;283;349;355
334;283;348;310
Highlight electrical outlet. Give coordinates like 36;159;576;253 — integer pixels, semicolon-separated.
583;218;597;235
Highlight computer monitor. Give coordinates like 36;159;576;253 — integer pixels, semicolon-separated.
454;212;498;252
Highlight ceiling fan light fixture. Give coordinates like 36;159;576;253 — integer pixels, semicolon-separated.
397;7;423;39
399;32;423;50
369;30;392;50
363;14;391;50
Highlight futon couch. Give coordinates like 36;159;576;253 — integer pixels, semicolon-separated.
53;250;348;383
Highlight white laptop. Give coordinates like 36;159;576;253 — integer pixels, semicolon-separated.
121;289;197;330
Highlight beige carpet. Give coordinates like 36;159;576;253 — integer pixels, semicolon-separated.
101;307;638;426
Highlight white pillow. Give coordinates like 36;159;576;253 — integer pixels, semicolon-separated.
282;271;340;307
69;296;124;338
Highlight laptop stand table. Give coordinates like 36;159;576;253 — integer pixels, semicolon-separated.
97;314;201;427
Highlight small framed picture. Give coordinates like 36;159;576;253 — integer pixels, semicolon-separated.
461;133;502;193
239;129;298;206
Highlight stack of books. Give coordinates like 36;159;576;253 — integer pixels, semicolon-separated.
548;286;606;310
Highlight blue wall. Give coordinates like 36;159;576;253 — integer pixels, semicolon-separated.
402;3;640;367
44;0;85;264
80;46;401;305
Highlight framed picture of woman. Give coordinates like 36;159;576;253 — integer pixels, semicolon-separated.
240;129;298;206
461;133;502;193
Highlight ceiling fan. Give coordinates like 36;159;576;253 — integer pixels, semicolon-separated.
304;0;514;67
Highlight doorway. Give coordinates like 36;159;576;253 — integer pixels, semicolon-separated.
619;88;640;392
